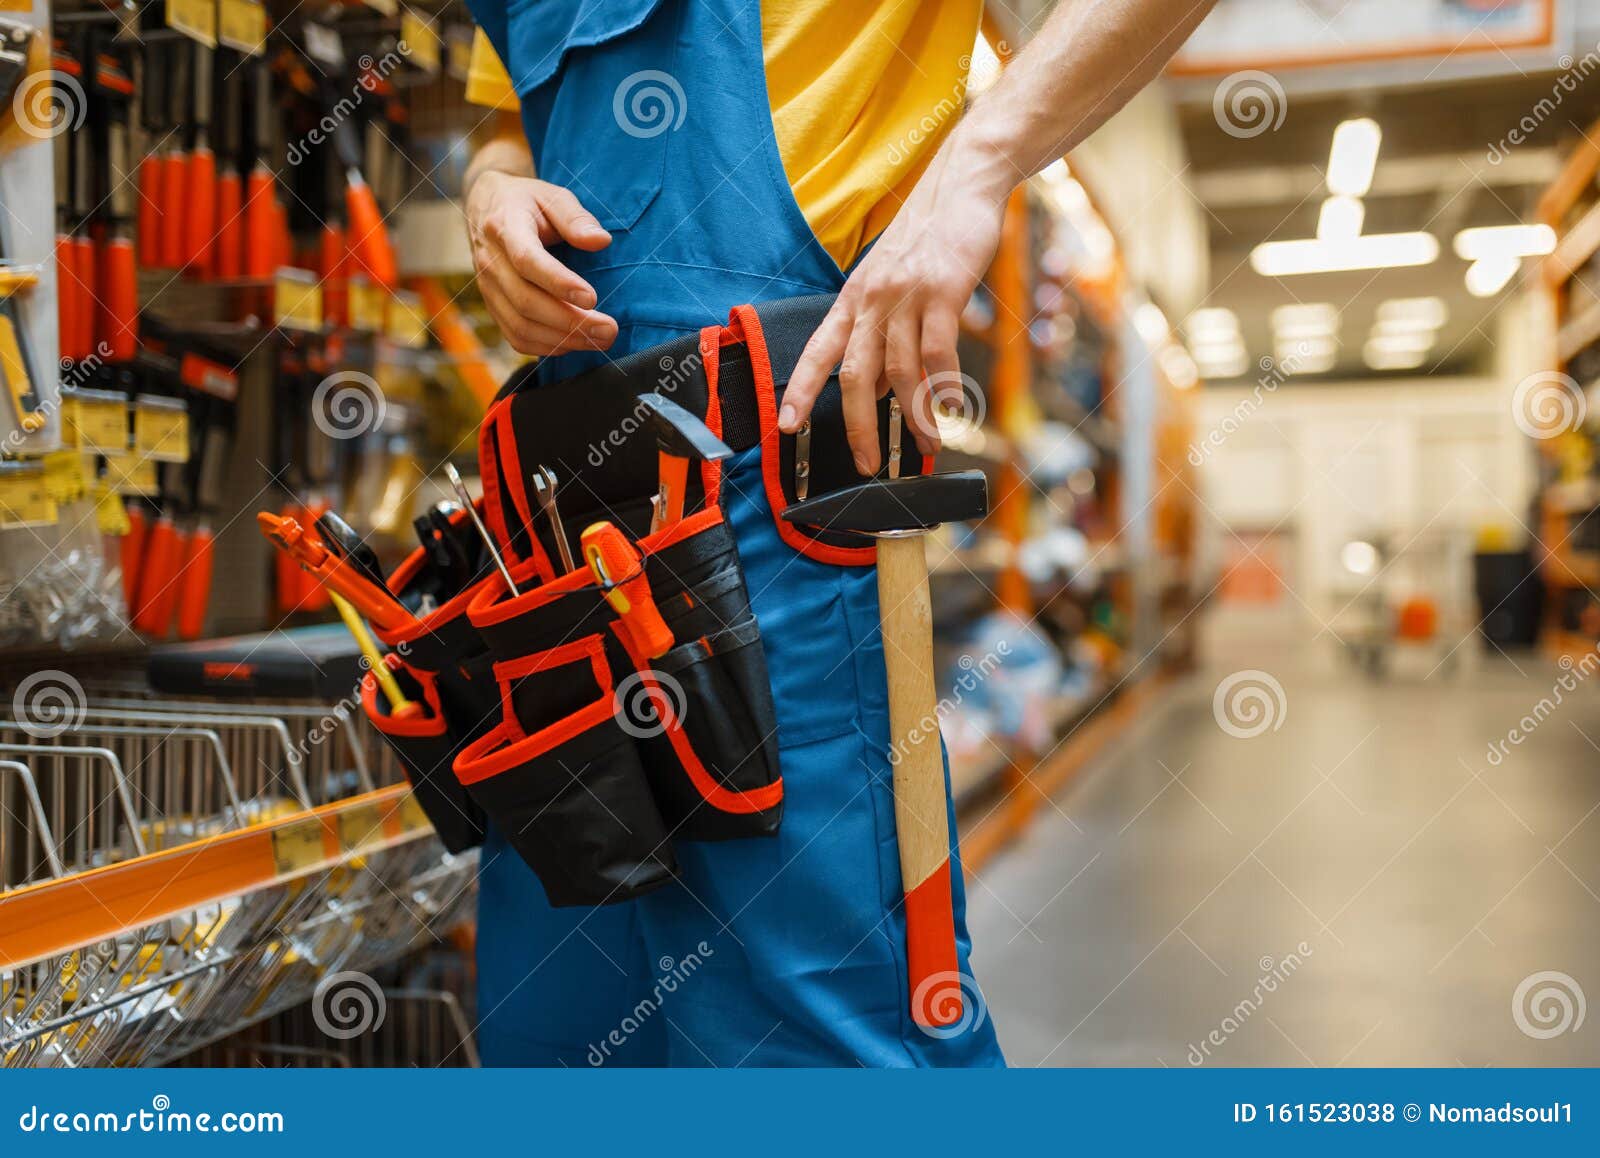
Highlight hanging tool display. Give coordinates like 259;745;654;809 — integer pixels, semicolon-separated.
182;39;216;273
90;42;137;361
0;18;45;434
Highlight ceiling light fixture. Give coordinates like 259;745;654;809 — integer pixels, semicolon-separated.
1317;195;1365;241
1251;232;1440;277
1465;254;1521;297
1364;341;1428;371
1452;224;1556;262
1375;297;1448;329
1326;118;1382;198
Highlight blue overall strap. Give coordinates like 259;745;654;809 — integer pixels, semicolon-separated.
465;0;1005;1067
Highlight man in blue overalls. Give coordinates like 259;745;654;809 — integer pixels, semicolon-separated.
460;0;1214;1066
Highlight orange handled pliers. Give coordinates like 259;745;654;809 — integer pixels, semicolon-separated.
257;510;414;631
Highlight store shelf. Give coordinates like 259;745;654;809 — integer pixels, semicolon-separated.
1544;198;1600;286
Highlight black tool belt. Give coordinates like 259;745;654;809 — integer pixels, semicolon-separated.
360;294;928;907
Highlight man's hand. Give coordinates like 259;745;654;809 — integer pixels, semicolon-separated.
777;0;1219;476
465;170;619;357
779;147;1007;474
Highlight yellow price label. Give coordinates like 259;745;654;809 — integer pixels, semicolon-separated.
364;0;398;15
349;278;389;332
217;0;266;55
65;396;128;452
103;452;159;497
448;32;472;81
338;802;386;853
271;820;326;877
166;0;218;47
0;470;58;528
401;9;441;73
41;451;89;504
274;268;324;332
398;792;430;833
134;405;191;462
387;290;429;348
93;483;131;536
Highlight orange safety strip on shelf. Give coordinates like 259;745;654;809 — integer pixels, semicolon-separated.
0;786;423;970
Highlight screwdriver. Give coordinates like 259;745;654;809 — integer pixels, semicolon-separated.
182;40;215;273
443;463;518;595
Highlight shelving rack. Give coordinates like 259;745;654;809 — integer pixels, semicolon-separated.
1534;114;1600;659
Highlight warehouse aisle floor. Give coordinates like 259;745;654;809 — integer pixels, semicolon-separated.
965;608;1600;1066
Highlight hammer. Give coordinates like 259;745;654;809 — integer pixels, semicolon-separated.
638;393;732;531
783;468;988;1028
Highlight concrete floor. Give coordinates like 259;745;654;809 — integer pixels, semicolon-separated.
965;610;1600;1066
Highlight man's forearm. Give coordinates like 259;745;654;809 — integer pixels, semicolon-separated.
465;112;536;203
946;0;1218;199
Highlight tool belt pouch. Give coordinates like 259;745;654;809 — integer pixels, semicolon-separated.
359;655;486;855
361;546;500;854
634;516;784;841
462;568;678;906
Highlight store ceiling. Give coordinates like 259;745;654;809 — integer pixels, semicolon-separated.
1170;70;1584;382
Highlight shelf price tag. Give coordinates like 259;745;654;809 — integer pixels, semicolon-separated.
386;290;429;348
0;465;58;528
271;819;326;876
338;802;386;853
401;9;441;73
274;268;324;332
398;792;430;833
103;452;159;497
133;401;191;463
349;277;388;332
166;0;218;47
93;482;131;536
40;451;88;504
217;0;267;55
63;391;129;452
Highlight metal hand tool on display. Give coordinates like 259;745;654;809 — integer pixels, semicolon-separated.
158;38;190;270
212;50;243;281
182;39;216;272
444;463;519;595
531;465;576;572
637;392;732;530
256;510;415;631
92;45;137;360
782;466;989;1029
581;521;673;659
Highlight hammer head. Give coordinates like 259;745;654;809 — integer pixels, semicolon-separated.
639;393;733;462
781;470;989;534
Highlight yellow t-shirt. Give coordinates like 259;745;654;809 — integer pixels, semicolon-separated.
464;0;980;270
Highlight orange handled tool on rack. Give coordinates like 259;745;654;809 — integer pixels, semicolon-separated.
174;522;214;640
182;41;215;273
257;510;415;632
331;87;396;288
581;521;673;659
157;39;190;271
132;510;182;635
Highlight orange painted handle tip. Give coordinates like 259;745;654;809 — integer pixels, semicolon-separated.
345;181;397;289
904;859;963;1029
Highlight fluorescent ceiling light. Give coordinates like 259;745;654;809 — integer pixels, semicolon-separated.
1272;303;1340;338
1375;297;1448;329
1367;330;1435;355
1194;352;1250;378
1160;345;1199;389
1251;232;1439;276
1317;196;1365;241
1465;254;1520;297
1277;335;1337;359
1326;118;1382;197
1186;307;1240;339
1364;341;1427;370
1284;350;1336;375
1453;224;1556;262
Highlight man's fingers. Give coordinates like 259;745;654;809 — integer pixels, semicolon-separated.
839;316;886;475
884;312;937;456
486;211;598;308
482;256;615;342
533;182;613;253
779;305;852;433
915;306;961;448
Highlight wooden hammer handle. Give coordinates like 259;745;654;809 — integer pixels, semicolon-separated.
875;533;963;1028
